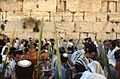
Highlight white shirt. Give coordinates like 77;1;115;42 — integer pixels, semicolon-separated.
107;46;119;66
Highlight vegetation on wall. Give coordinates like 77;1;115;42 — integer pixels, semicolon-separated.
1;24;5;31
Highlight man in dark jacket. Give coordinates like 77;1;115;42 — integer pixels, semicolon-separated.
74;43;96;79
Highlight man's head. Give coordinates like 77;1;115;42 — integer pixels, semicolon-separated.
84;43;96;59
108;40;117;50
14;50;24;62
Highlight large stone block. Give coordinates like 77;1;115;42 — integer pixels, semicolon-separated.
56;22;74;32
108;13;120;22
92;0;101;12
93;22;108;32
76;22;94;32
96;12;107;22
52;12;62;22
63;12;72;22
74;12;83;22
23;2;36;12
36;0;56;12
67;0;79;11
43;22;54;32
84;12;96;22
64;32;79;39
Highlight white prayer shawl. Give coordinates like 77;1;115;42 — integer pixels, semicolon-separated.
0;59;16;78
71;49;84;64
107;46;120;66
87;61;105;76
76;54;93;70
19;44;24;50
80;71;107;79
94;41;98;48
52;55;57;68
14;42;19;49
1;46;7;55
1;46;7;61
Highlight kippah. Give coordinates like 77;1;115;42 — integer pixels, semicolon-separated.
18;60;32;67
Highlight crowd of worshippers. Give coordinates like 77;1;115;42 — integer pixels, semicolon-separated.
0;37;120;79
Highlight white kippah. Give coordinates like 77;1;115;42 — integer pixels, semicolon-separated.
18;60;32;67
63;53;68;57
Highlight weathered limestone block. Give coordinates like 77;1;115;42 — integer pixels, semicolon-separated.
74;12;83;22
96;12;107;22
0;2;14;11
110;1;117;13
78;0;93;12
23;2;36;12
85;12;96;22
118;1;120;12
76;22;94;32
67;0;79;11
108;13;120;22
43;22;54;32
93;22;108;33
63;12;72;22
52;12;62;22
43;31;54;39
56;22;74;32
4;20;23;31
64;32;79;39
116;23;120;32
105;22;117;32
37;0;56;12
32;12;49;21
101;1;108;12
92;0;101;12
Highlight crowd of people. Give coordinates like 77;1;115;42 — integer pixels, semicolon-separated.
0;37;120;79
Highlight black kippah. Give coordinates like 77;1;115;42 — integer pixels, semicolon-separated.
84;43;97;52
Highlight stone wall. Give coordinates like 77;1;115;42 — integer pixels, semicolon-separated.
0;0;120;40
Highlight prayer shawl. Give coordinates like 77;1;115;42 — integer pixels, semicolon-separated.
87;61;105;76
76;54;93;70
71;49;84;64
74;54;93;78
1;46;7;61
80;71;107;79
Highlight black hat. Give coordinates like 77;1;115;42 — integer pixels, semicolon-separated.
84;43;97;52
114;49;120;61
